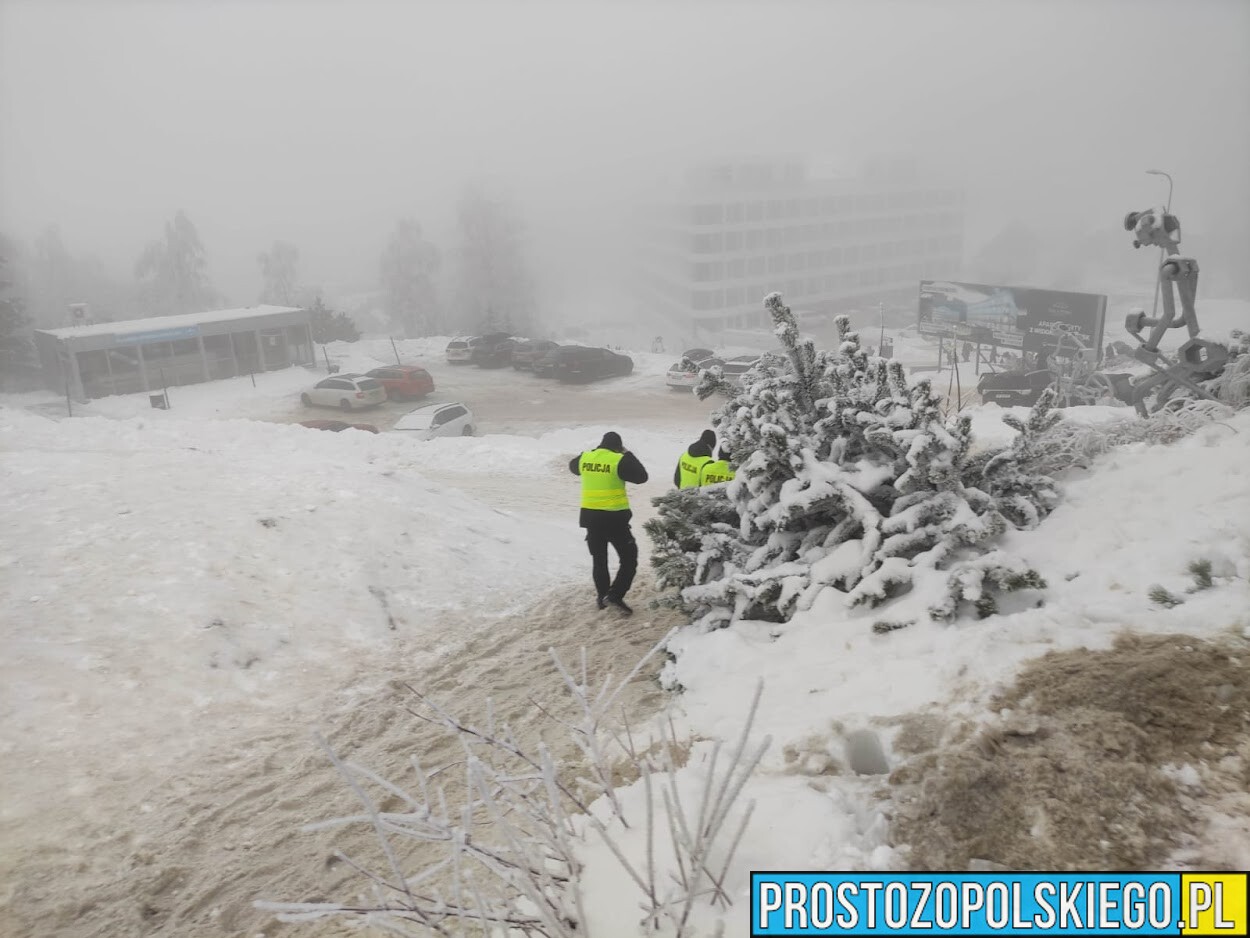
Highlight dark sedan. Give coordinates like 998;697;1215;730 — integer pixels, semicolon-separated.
547;346;634;383
512;339;560;370
469;334;519;368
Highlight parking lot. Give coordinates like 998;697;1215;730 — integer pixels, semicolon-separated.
277;352;716;436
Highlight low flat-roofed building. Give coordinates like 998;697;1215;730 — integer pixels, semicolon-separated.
34;305;314;400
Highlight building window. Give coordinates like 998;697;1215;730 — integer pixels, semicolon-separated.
821;196;839;215
748;256;766;276
692;261;723;281
806;277;823;294
726;202;744;223
728;258;746;278
725;286;745;307
746;201;764;222
787;278;805;296
803;198;820;217
745;230;762;249
822;222;838;239
861;244;877;262
788;253;805;271
767;200;784;219
844;244;860;264
768;255;786;274
824;274;838;291
786;198;800;218
691;203;724;225
766;228;782;248
725;231;743;251
691;233;723;253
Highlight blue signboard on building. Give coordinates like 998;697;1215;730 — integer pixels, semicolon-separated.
112;325;202;345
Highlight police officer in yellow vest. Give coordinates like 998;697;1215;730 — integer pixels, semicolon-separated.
698;445;735;486
673;428;716;489
568;431;649;615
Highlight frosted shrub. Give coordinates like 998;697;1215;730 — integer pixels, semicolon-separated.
646;293;1053;628
258;641;768;937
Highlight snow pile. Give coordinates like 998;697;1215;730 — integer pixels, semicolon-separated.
0;407;586;834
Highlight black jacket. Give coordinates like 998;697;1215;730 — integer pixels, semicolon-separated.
673;439;714;486
569;450;649;527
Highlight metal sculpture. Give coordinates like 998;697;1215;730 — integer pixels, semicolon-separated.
1117;208;1228;416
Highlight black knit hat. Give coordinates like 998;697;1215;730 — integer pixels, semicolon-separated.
700;428;716;447
600;431;623;451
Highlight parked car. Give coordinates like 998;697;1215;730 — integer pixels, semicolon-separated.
446;332;510;365
511;339;560;370
531;345;570;378
299;419;380;434
445;336;476;364
393;401;476;439
364;365;434;400
550;346;634;383
682;347;715;363
300;374;388;411
976;369;1055;407
665;355;721;391
719;354;763;386
471;335;520;368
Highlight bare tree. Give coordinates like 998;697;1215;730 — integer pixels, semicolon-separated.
380;219;441;337
0;239;36;386
454;185;536;335
134;209;217;315
257;240;299;306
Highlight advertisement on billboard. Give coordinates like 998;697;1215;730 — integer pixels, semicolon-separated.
917;280;1107;360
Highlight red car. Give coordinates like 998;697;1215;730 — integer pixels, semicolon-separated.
299;419;381;434
364;365;435;401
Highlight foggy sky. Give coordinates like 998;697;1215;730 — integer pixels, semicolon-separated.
2;0;1248;308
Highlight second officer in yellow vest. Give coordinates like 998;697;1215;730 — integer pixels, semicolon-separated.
568;431;650;615
698;446;736;486
673;428;717;489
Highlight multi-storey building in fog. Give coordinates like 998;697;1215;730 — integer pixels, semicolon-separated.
633;157;965;337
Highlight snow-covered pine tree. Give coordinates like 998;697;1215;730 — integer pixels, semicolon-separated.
647;292;1056;629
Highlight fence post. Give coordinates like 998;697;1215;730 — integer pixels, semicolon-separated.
390;336;401;365
65;372;73;418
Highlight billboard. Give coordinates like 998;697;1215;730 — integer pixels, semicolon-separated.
917;280;1106;360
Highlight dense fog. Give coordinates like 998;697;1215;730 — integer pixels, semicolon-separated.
2;0;1247;330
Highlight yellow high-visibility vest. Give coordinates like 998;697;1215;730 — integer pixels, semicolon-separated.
678;454;711;489
699;459;735;486
579;448;629;511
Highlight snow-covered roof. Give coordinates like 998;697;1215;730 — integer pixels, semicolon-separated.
38;305;305;340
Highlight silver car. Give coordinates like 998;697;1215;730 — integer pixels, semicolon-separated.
393;401;477;440
300;374;387;411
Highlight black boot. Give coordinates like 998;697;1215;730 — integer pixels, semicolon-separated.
605;595;633;616
596;594;607;610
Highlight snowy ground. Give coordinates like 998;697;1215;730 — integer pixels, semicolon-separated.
2;326;1249;937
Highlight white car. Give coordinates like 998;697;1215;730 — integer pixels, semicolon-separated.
393;401;476;439
445;336;477;364
666;356;721;391
300;374;387;411
720;354;763;386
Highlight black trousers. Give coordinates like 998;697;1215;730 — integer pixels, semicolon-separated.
585;513;638;600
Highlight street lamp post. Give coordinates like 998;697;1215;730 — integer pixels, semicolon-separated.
1146;169;1174;319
